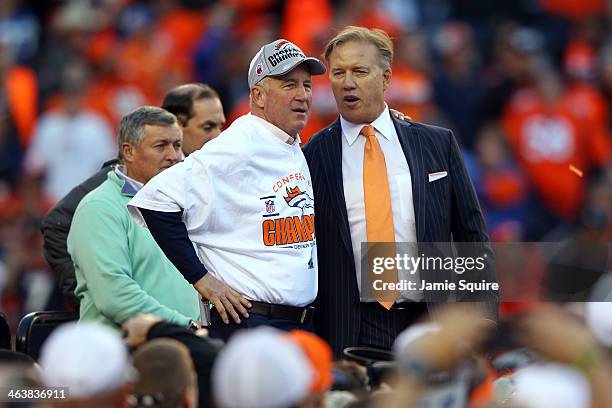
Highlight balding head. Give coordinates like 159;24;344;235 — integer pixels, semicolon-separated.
132;339;197;408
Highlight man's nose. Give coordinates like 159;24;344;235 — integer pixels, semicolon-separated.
167;146;181;162
294;85;307;101
343;73;356;89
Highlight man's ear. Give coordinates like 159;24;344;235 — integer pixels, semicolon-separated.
121;143;134;163
176;113;188;128
382;67;392;91
251;86;266;109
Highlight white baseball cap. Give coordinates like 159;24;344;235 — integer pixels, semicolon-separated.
40;322;134;399
393;322;442;356
512;363;591;408
585;301;612;347
248;39;326;89
212;327;313;408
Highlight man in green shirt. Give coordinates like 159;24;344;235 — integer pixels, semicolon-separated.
67;106;201;329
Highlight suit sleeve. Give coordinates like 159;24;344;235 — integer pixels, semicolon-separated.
447;130;499;318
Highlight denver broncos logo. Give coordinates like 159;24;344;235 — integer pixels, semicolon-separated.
275;40;290;50
284;186;314;213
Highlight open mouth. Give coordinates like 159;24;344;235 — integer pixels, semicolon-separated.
344;95;360;104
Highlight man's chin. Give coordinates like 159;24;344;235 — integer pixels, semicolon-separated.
339;110;363;123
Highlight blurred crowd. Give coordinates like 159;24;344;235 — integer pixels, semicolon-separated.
0;0;611;335
3;301;612;407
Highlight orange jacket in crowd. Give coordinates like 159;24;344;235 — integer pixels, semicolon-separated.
502;89;610;220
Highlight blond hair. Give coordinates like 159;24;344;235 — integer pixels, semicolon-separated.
324;26;394;71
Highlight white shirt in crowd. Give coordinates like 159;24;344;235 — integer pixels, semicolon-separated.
129;113;317;307
25;109;116;202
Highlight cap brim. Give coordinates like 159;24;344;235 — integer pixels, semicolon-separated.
303;58;326;75
270;57;326;78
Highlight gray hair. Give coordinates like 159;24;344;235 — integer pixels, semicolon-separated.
118;106;177;158
249;77;270;109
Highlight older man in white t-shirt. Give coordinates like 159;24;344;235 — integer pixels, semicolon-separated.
128;39;325;341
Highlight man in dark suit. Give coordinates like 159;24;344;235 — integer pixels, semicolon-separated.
302;26;498;357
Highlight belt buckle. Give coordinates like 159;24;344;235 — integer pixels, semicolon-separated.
300;306;314;324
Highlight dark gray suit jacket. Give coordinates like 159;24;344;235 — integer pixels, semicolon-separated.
302;114;498;356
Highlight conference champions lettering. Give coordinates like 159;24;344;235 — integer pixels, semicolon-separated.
267;46;305;68
262;214;315;246
260;173;316;248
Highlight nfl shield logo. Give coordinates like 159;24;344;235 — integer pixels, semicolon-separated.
265;200;275;213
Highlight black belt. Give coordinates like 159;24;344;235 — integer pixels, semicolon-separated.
249;301;315;324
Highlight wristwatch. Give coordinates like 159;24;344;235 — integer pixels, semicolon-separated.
188;319;200;332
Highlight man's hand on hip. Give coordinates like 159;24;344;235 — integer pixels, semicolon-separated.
194;274;251;324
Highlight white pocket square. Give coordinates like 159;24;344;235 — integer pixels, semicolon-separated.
428;171;448;182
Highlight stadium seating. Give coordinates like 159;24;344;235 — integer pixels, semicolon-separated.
16;311;78;361
0;313;11;350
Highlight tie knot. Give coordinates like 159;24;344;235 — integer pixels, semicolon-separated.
360;125;376;139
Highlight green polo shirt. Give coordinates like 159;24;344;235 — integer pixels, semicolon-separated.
68;170;200;329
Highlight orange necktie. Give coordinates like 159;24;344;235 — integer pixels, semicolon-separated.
362;125;399;309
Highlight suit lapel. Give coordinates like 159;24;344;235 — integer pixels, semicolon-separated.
319;120;353;255
394;118;427;242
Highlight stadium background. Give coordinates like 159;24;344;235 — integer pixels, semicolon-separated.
0;0;610;329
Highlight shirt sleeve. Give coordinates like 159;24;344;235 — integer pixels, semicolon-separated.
128;156;212;235
68;199;192;326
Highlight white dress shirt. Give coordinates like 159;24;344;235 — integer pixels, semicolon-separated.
341;105;421;302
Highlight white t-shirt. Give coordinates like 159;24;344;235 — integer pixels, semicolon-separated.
25;110;116;202
129;114;317;306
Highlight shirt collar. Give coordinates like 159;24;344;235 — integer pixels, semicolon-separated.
249;113;300;145
340;104;394;146
115;165;144;196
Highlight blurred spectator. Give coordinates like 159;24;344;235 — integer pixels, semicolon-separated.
131;338;198;408
287;330;334;408
193;3;236;89
0;0;40;64
512;363;592;408
598;45;612;129
432;22;483;148
212;327;313;408
0;79;23;193
280;0;332;56
115;1;207;102
123;314;221;408
544;205;609;301
0;42;37;147
539;0;606;20
474;123;530;241
24;58;115;203
390;305;494;407
40;321;134;408
0;175;56;326
482;25;545;121
585;300;612;347
502;66;610;234
386;29;434;123
520;305;612;407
